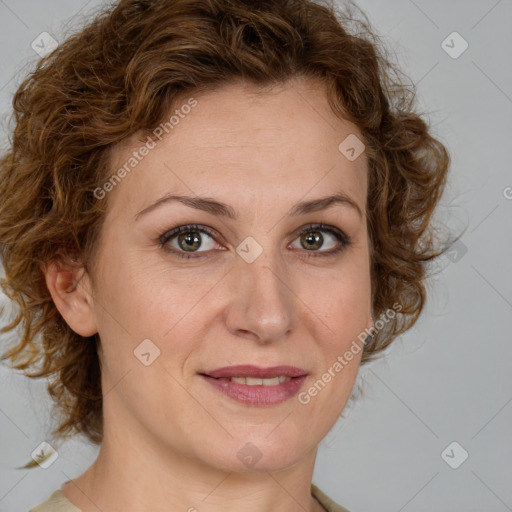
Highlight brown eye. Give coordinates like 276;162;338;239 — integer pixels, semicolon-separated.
300;231;324;251
160;223;351;260
177;231;202;252
290;225;349;256
160;225;218;258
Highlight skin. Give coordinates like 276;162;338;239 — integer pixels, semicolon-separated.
44;77;374;512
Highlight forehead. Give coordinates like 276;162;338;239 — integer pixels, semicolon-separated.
106;77;368;220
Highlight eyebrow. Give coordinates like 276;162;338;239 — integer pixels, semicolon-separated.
134;191;363;221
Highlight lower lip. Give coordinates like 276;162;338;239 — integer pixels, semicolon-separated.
201;375;308;405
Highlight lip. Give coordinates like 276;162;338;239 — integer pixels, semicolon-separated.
199;365;308;406
203;365;308;379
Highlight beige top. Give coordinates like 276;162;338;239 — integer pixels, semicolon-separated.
28;483;351;512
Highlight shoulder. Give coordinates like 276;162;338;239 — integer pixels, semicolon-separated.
311;483;352;512
28;489;82;512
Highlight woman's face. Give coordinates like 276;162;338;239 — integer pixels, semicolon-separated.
83;78;372;472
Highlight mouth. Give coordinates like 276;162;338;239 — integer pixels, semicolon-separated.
199;365;308;406
210;375;293;385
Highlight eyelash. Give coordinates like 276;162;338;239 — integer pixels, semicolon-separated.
158;223;352;260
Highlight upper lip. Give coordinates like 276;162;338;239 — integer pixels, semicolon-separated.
203;365;308;379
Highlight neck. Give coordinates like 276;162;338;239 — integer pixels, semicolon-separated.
62;408;324;512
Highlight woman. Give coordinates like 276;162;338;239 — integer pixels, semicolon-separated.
0;0;450;510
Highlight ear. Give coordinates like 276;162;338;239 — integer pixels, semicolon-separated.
41;257;98;337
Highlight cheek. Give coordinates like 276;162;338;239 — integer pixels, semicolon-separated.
304;254;372;336
89;240;163;352
92;244;215;368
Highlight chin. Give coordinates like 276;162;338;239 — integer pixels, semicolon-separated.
199;432;316;474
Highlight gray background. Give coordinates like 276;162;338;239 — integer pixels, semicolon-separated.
0;1;511;511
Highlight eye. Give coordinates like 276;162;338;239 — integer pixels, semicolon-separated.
159;224;220;259
159;223;351;260
289;223;351;257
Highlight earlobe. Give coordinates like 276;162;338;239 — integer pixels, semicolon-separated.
42;258;98;337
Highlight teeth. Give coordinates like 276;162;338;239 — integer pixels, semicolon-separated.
229;376;292;385
246;377;264;385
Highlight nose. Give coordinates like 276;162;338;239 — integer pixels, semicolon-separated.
223;245;297;344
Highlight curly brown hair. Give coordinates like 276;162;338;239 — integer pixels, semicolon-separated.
0;0;450;454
